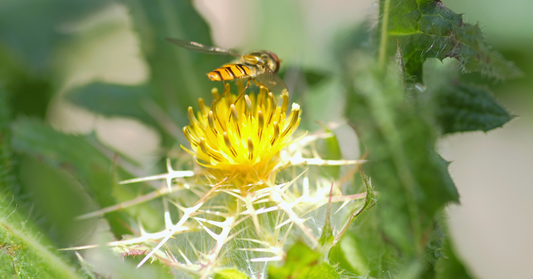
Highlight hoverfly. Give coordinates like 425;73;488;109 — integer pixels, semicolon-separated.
165;38;286;94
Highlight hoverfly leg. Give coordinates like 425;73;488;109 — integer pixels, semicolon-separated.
252;80;270;94
236;79;245;94
213;81;228;104
211;81;227;113
234;79;251;105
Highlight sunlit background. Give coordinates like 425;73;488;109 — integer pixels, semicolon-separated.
2;0;532;278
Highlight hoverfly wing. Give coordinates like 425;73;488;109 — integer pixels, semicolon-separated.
255;68;288;94
165;38;241;57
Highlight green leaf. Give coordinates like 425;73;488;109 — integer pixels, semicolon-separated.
0;86;15;191
344;55;459;276
0;194;84;278
121;0;227;128
268;242;340;279
1;87;83;278
387;0;522;81
329;235;369;276
434;236;475;279
420;61;515;134
66;82;156;127
213;268;250;279
434;82;514;134
418;216;475;279
11;118;134;239
0;0;110;72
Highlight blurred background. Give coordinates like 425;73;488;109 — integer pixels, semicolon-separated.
1;0;532;278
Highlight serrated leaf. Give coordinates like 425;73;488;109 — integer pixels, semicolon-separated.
388;0;522;81
421;61;515;134
66;82;156;126
435;82;514;134
11;118;134;239
434;236;475;279
344;56;459;276
268;242;340;279
213;268;250;279
418;217;475;279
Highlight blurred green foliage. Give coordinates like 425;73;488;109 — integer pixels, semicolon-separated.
0;0;526;278
268;242;339;279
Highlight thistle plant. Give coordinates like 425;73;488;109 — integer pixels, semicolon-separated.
1;0;525;278
68;84;371;278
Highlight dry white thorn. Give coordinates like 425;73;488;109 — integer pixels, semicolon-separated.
198;209;224;216
165;249;178;263
244;197;262;236
303;176;310;195
138;218;147;236
196;219;220;240
237;248;278;253
186;236;202;259
198;217;236;279
290;158;366;166
58;244;99;251
178;248;193;265
236;238;268;245
194;217;226;228
168;199;187;213
249;186;272;197
278;170;307;193
250;192;271;202
255;206;281;215
75;184;185;220
250;256;283;263
233;216;249;227
280;222;295;246
215;188;240;194
275;218;292;229
224;226;248;244
162;199;174;229
187;186;208;198
137;202;203;268
271;191;318;246
290;195;306;207
335;200;352;215
104;225;191;247
119;164;194;188
252;198;270;204
218;189;247;201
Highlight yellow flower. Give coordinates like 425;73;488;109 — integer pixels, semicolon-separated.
182;84;301;184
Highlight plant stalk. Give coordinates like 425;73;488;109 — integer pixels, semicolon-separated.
378;0;391;69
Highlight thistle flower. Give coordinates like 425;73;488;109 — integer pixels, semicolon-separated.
70;84;371;279
183;85;300;184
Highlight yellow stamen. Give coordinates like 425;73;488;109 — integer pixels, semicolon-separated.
182;84;302;182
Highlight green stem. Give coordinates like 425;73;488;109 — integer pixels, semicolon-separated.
378;0;391;69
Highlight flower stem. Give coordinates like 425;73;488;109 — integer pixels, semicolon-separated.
378;0;391;70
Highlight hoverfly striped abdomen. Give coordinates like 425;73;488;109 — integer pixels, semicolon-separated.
207;64;254;82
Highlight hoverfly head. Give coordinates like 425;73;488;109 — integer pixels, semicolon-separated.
266;51;281;73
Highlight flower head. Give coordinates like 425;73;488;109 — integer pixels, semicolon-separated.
71;83;370;279
182;84;301;183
